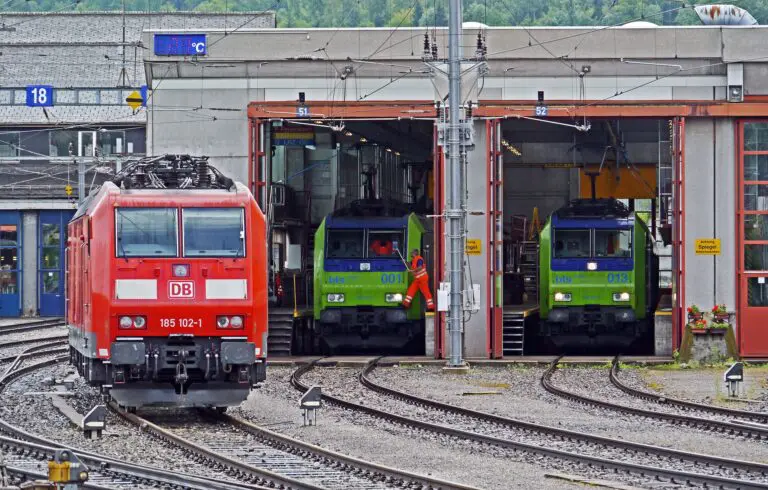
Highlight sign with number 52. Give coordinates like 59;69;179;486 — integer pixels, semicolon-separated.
535;105;548;117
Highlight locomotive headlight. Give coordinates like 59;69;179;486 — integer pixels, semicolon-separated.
217;316;230;328
230;316;244;328
327;293;345;303
132;316;146;329
172;264;189;277
613;292;631;302
554;292;572;302
119;316;133;329
587;262;598;271
385;293;403;303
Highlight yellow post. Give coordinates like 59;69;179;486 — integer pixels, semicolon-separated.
529;207;540;240
293;273;299;318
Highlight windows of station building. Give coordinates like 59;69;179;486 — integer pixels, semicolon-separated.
0;132;19;158
49;129;130;158
0;225;18;295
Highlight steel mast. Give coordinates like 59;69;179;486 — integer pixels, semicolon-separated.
446;0;464;367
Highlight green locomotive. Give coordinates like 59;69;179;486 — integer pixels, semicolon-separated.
538;198;658;348
313;200;432;353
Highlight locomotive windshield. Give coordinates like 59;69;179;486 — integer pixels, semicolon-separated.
326;229;364;259
553;228;632;259
553;229;591;258
595;229;632;258
183;208;245;257
367;230;404;257
116;208;177;257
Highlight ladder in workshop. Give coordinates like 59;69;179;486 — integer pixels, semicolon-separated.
502;310;525;355
656;120;674;289
520;241;539;302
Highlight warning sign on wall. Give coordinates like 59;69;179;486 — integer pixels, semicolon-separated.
466;239;482;255
695;239;721;255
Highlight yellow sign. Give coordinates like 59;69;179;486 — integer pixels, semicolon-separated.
695;238;721;255
64;184;73;196
125;91;143;111
466;238;482;255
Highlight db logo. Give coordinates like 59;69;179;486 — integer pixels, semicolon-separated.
169;281;194;298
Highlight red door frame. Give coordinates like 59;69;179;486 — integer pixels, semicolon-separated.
487;120;503;357
672;117;685;351
248;118;267;211
736;119;768;357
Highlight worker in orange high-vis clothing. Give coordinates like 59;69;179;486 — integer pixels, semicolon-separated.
402;248;434;311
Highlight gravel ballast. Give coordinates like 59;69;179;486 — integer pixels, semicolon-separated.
368;364;768;463
235;366;598;490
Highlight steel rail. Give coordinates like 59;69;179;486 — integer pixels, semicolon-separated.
0;334;68;350
361;358;768;476
543;357;768;440
291;361;768;490
215;411;481;490
0;354;269;490
111;404;326;490
611;355;768;423
0;319;65;336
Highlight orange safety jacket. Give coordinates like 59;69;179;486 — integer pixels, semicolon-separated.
411;254;427;279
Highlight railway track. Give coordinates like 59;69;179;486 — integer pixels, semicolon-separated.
0;319;65;336
293;359;768;489
112;402;475;490
0;346;272;490
543;356;768;440
611;355;768;424
0;335;68;352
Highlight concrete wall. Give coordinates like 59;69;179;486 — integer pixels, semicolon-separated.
147;84;266;184
21;211;37;317
683;119;737;326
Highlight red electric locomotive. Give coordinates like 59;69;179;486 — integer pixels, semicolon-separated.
66;155;267;410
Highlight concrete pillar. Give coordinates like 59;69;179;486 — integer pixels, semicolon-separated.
714;118;737;330
684;118;738;332
462;120;489;358
22;211;37;317
683;119;715;309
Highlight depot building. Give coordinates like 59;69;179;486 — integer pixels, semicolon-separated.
139;22;768;359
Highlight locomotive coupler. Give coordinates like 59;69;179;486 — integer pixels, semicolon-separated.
174;351;189;387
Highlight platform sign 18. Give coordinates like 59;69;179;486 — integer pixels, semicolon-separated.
26;85;54;107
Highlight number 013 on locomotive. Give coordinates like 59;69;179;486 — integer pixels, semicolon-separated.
66;155;268;410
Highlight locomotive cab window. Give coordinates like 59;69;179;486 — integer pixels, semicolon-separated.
326;229;364;259
182;208;245;257
116;208;178;257
594;229;632;258
367;230;404;257
553;230;591;258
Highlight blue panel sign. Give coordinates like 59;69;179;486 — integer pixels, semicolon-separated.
26;85;54;107
154;34;207;56
535;105;548;117
296;106;310;117
140;85;148;107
